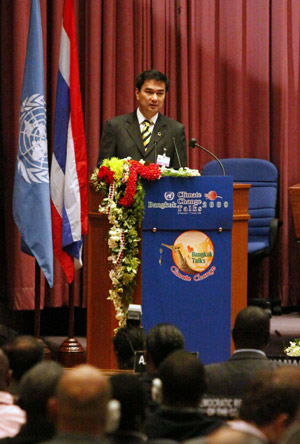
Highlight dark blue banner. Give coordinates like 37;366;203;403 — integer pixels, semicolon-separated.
141;176;233;364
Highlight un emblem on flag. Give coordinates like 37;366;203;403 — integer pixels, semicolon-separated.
17;94;49;184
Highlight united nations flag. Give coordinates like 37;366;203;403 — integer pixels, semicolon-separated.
12;0;53;287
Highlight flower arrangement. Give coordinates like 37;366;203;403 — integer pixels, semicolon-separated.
90;158;200;328
284;339;300;357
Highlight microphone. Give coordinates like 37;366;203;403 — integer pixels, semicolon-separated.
172;137;182;169
274;329;286;352
189;138;225;176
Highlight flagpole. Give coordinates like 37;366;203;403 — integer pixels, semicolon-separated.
50;0;87;368
34;260;41;338
58;274;85;367
34;260;51;359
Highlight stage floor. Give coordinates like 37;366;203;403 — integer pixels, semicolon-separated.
266;311;300;356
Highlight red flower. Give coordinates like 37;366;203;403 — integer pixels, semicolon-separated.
138;162;161;180
119;163;138;207
118;161;161;208
97;166;114;184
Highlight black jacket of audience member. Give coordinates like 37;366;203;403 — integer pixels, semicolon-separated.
145;351;223;442
145;407;222;442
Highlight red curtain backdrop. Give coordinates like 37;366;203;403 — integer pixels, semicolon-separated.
1;0;300;309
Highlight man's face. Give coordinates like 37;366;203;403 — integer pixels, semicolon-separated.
135;79;166;119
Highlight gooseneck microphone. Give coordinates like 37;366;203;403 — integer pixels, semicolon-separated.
189;138;226;176
172;137;182;169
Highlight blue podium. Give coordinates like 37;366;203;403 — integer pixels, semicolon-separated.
86;179;249;369
141;176;234;364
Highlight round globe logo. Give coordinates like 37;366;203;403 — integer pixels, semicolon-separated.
172;230;214;275
17;94;49;184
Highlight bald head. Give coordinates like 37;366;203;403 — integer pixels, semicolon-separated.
206;427;265;444
232;306;270;350
53;364;110;436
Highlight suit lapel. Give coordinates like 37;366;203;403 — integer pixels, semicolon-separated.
126;112;168;158
126;112;145;157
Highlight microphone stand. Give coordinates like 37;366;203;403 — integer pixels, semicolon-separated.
172;137;182;169
189;138;226;176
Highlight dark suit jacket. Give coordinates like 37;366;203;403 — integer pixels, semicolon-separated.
200;351;278;420
97;111;187;169
204;350;278;398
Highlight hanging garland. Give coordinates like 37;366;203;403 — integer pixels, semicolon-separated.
91;158;200;328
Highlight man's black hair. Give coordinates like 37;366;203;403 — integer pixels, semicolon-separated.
146;323;184;370
135;69;169;92
18;360;64;418
159;350;207;408
110;373;147;431
232;306;270;350
2;335;44;381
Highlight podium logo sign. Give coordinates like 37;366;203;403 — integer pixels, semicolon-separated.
160;230;216;282
149;189;228;215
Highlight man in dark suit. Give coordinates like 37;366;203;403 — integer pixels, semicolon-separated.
201;306;277;420
97;69;187;169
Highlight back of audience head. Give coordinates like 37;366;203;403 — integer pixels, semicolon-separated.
0;349;10;391
159;350;206;408
18;360;64;421
113;325;145;370
2;335;44;382
109;373;147;433
232;306;270;350
279;367;300;444
193;427;266;444
146;323;185;373
239;366;300;443
48;364;110;437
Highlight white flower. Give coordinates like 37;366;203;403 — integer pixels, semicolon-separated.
108;238;118;249
284;341;300;356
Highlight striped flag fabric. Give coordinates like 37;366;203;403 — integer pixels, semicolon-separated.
13;0;54;287
50;0;87;283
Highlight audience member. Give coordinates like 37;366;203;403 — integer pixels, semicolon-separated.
0;326;18;348
145;350;223;441
185;426;266;444
0;350;25;439
0;360;64;444
277;366;300;444
113;326;145;370
45;364;111;444
280;417;300;444
2;335;44;397
107;373;147;444
142;323;184;409
229;366;300;444
201;306;277;420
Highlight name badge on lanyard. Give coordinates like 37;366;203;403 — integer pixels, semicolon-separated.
156;148;170;167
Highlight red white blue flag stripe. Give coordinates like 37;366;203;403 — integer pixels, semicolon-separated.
50;0;87;283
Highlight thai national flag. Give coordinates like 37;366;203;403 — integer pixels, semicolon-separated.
50;0;87;283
